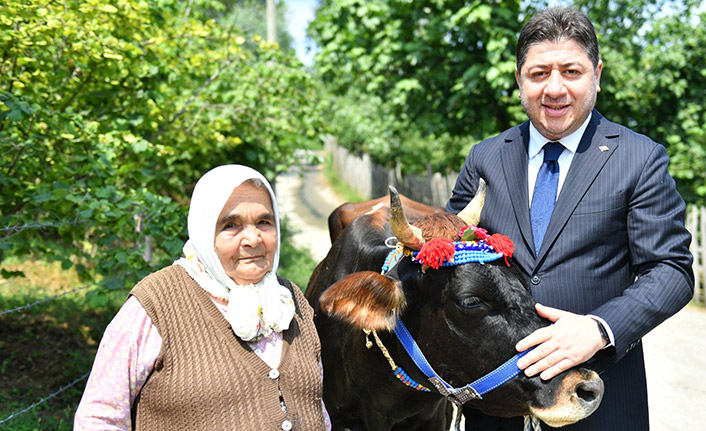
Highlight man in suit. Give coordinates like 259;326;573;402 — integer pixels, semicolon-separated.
446;7;694;431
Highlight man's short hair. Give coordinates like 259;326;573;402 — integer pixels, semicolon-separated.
516;7;600;72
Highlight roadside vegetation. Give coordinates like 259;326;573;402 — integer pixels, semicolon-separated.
1;0;321;427
323;153;366;204
0;259;122;430
1;0;324;297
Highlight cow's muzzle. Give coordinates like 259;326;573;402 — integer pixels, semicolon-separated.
529;368;604;427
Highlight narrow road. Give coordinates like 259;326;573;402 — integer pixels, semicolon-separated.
275;161;344;262
643;306;706;430
277;161;706;431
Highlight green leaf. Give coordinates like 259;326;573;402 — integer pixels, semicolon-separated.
1;268;26;279
131;139;149;153
98;4;119;13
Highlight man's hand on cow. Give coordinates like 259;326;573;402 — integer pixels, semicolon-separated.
515;303;606;380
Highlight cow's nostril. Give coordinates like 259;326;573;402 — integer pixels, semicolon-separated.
574;378;604;410
576;384;598;403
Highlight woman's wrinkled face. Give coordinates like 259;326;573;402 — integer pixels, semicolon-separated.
214;182;277;285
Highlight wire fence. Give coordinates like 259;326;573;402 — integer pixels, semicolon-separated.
0;221;135;427
0;373;89;427
0;221;74;233
0;278;112;318
0;269;129;427
0;221;76;239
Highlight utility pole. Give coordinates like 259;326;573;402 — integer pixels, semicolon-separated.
266;0;277;43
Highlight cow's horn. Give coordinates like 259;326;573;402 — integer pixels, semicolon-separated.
389;185;425;250
457;178;487;226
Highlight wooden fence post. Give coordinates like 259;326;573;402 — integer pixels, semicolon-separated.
688;206;698;304
688;207;697;301
692;206;706;305
687;205;704;306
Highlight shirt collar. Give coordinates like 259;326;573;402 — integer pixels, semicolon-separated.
528;112;592;159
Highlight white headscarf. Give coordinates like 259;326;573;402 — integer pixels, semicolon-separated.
174;165;295;341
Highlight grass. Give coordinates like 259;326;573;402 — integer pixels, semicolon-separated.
0;259;125;431
278;217;319;290
323;153;365;203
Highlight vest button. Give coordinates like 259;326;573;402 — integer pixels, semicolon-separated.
268;369;280;379
530;275;541;285
281;420;293;430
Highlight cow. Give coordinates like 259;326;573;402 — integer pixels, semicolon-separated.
328;194;445;244
306;182;604;431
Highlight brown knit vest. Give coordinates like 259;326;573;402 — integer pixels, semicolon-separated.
129;265;325;430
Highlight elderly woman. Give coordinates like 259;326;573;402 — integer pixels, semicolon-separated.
75;165;329;430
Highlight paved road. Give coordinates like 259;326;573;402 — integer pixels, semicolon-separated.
277;162;706;431
643;305;706;430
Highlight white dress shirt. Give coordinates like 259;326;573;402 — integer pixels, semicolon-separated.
527;113;592;206
526;113;615;348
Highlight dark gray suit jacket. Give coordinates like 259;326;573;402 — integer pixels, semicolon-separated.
447;110;694;430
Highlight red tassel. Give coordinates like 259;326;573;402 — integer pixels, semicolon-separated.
487;234;515;264
416;238;455;269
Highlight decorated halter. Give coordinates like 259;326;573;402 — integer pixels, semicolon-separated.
369;224;533;429
382;224;515;273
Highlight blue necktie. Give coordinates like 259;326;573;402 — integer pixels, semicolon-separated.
531;141;564;254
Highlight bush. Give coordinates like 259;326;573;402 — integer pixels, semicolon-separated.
0;0;324;287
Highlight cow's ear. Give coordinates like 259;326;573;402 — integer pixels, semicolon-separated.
320;271;406;331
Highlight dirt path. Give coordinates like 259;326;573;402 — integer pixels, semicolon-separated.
275;161;344;262
277;161;706;431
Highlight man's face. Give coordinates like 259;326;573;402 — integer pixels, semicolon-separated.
516;38;602;141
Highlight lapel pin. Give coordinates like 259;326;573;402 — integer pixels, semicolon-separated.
599;145;609;152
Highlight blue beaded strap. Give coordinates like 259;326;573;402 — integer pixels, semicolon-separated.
364;328;431;393
377;236;515;399
381;246;404;273
408;241;504;266
431;249;503;266
394;367;431;392
383;241;504;273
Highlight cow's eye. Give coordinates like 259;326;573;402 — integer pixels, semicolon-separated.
457;296;483;310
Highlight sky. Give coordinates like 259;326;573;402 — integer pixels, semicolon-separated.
284;0;319;65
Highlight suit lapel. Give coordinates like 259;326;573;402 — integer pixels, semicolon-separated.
500;123;535;261
536;111;621;262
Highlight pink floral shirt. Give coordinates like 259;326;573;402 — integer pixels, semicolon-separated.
74;296;331;430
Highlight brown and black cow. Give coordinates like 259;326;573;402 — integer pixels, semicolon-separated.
306;182;603;431
327;194;445;244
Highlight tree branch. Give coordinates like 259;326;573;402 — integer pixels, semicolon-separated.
0;141;24;196
58;67;94;113
149;56;238;142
